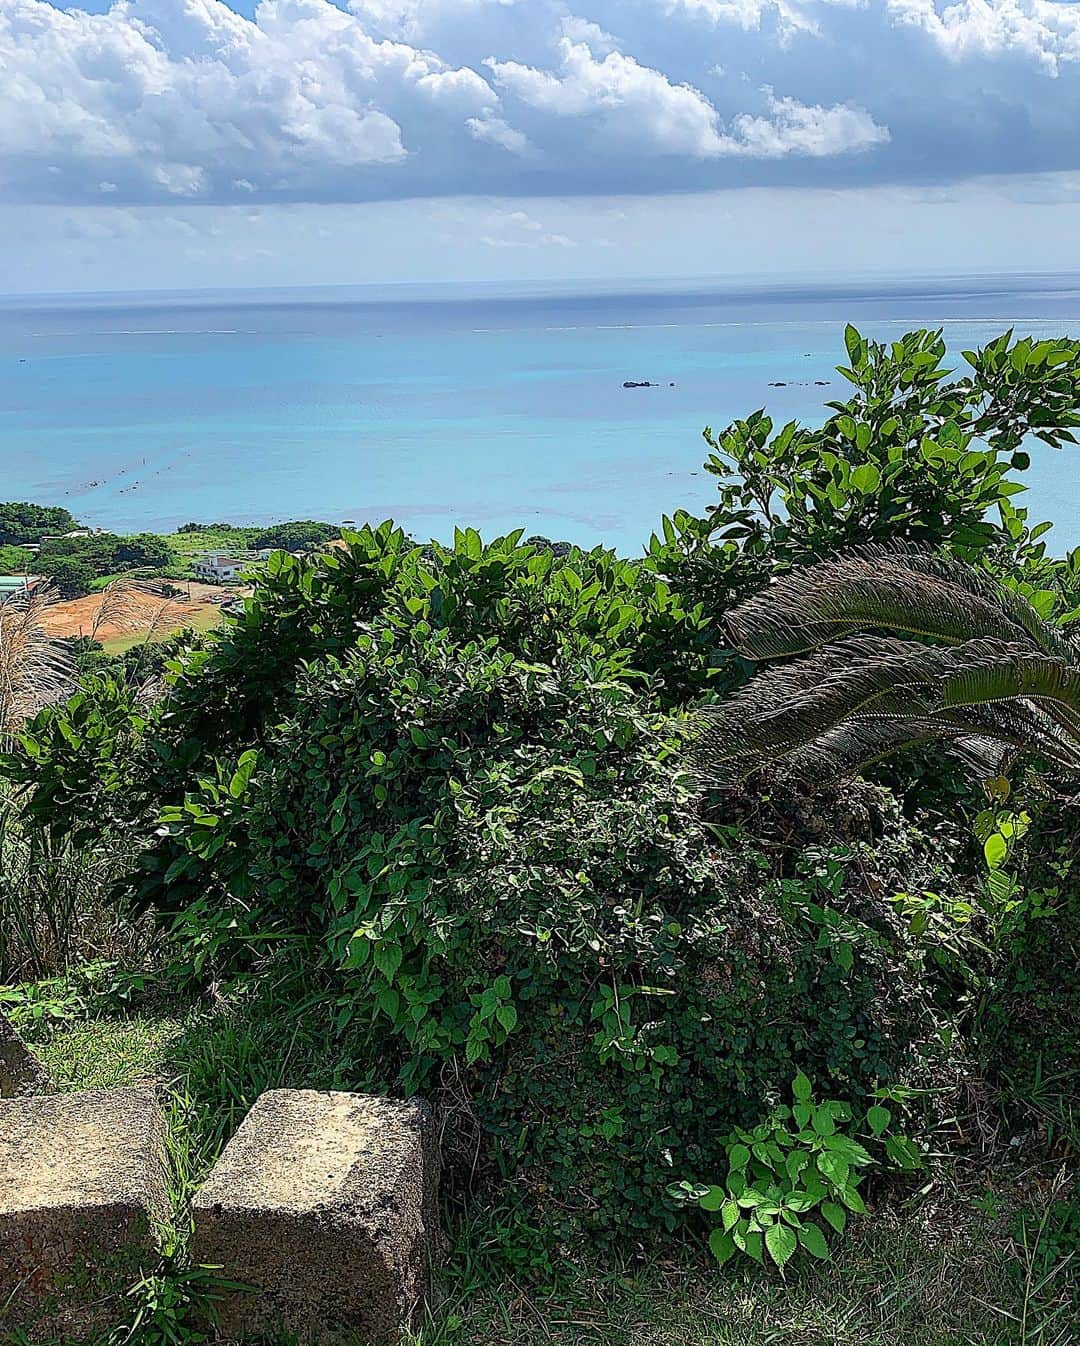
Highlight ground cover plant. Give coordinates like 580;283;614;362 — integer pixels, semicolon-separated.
1;326;1078;1343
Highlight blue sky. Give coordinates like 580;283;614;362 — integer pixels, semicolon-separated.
5;0;1080;292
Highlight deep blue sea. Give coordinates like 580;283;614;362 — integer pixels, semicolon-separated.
3;275;1080;554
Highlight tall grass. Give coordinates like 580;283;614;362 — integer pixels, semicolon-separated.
0;579;162;981
0;582;75;745
0;800;149;981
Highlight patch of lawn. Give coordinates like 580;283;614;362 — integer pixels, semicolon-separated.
33;1014;190;1091
99;603;225;654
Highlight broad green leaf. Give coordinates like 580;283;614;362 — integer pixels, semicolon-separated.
765;1222;798;1270
884;1136;925;1171
817;1151;849;1187
728;1143;751;1170
866;1105;891;1136
821;1201;847;1235
840;1185;867;1214
823;1134;873;1166
792;1071;812;1103
373;942;403;983
984;833;1008;869
709;1228;736;1266
798;1222;831;1260
850;464;881;494
698;1186;726;1212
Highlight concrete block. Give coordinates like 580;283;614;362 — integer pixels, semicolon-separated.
192;1089;439;1345
0;1087;167;1342
0;1015;50;1098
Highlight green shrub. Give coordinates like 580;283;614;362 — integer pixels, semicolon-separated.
5;326;1079;1253
673;1074;923;1271
251;519;338;551
113;621;972;1243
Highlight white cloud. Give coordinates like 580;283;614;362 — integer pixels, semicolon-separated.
486;37;886;159
727;89;889;156
886;0;1080;74
2;0;1079;207
667;0;863;35
478;206;578;247
466;113;531;153
0;0;493;200
559;14;620;51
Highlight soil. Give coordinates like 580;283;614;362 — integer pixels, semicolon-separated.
41;582;241;643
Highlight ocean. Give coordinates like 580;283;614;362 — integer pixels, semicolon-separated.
3;274;1080;555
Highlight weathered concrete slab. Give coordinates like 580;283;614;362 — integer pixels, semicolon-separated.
0;1015;50;1098
192;1089;439;1345
0;1087;167;1341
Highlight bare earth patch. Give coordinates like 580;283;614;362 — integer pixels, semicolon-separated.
40;582;236;646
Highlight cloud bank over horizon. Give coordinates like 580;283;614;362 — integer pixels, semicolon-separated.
4;0;1080;206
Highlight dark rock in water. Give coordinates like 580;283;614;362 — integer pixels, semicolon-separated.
815;380;830;386
768;381;787;387
623;380;657;388
669;381;675;387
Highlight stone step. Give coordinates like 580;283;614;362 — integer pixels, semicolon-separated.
191;1089;439;1345
0;1087;167;1342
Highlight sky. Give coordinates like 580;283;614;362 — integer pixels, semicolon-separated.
4;0;1080;293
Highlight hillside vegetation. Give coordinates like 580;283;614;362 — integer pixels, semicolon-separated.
1;326;1077;1344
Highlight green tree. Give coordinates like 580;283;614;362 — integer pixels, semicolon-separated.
252;520;338;552
41;557;96;598
0;503;78;546
115;533;173;569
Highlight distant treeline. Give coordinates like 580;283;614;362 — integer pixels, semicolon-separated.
0;502;341;597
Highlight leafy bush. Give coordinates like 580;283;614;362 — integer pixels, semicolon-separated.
88;615;968;1243
32;532;177;597
4;325;1078;1254
673;1074;922;1271
251;519;338;551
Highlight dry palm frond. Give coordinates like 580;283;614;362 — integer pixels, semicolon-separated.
0;583;76;743
697;547;1080;788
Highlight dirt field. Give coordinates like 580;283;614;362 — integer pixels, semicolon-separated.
41;581;238;648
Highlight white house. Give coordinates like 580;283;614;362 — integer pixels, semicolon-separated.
193;554;247;583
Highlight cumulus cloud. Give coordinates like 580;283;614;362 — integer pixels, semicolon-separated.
486;38;886;158
466;113;532;153
1;0;1079;204
886;0;1080;74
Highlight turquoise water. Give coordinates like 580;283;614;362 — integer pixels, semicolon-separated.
3;276;1080;553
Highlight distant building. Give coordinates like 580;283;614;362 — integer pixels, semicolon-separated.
0;575;40;603
193;554;248;583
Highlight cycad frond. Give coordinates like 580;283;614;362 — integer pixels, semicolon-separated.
698;547;1080;787
728;545;1079;665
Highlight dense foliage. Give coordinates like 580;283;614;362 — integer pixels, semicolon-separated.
32;532;175;597
4;327;1079;1257
0;501;78;546
251;519;338;551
